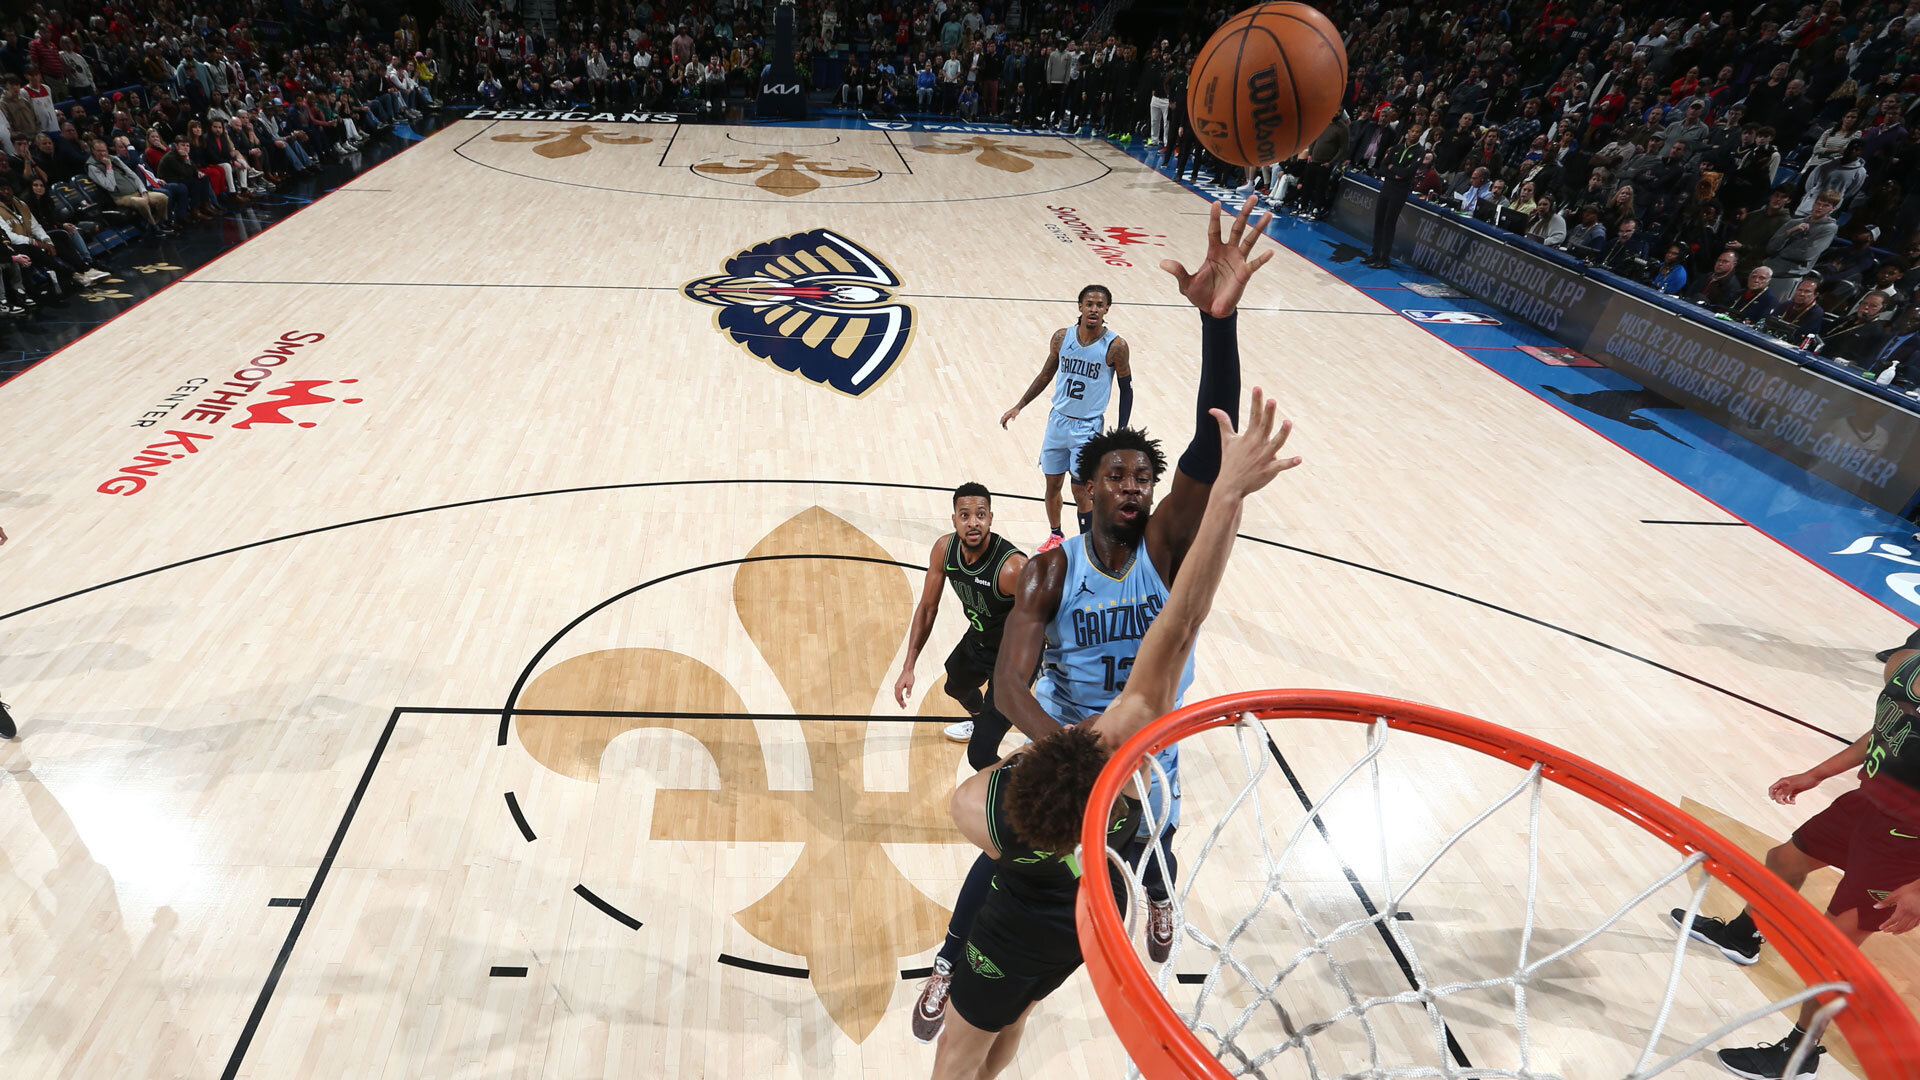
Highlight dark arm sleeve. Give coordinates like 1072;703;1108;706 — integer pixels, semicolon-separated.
1175;312;1241;483
1116;375;1134;428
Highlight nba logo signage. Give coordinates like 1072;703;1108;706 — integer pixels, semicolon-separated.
1402;309;1502;326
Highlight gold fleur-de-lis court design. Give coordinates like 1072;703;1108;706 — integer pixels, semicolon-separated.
692;151;879;197
490;123;653;158
132;262;182;274
513;507;968;1043
914;135;1073;173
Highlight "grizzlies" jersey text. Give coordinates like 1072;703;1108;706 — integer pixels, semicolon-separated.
1069;595;1167;647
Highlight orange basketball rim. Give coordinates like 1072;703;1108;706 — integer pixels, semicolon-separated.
1076;689;1920;1080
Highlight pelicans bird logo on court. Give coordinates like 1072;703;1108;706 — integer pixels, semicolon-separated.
682;229;914;397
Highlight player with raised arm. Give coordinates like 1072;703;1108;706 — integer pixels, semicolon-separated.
927;387;1300;1080
892;483;1030;766
999;285;1133;551
912;196;1274;1042
1673;640;1920;1079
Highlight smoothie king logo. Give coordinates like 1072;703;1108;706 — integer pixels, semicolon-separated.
1044;205;1164;267
98;331;358;496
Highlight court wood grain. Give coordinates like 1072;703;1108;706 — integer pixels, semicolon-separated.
0;119;1911;1078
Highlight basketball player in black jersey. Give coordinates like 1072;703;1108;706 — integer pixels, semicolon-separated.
928;388;1300;1080
1675;637;1920;1079
893;483;1029;1043
913;195;1276;1043
892;482;1029;770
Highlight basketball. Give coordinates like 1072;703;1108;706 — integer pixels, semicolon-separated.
1186;2;1349;168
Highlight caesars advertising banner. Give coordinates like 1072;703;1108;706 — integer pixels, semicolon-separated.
1334;177;1920;513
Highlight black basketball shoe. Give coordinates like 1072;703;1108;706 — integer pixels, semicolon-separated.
0;699;14;740
1668;908;1761;965
1718;1034;1825;1079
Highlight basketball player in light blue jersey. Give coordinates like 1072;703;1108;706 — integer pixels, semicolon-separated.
913;196;1275;1042
1021;427;1189;938
998;285;1133;553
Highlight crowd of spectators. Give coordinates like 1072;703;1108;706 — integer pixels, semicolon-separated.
13;0;1920;381
826;33;1151;127
0;0;1156;323
498;0;1912;385
444;0;1158;129
1277;0;1920;381
0;2;436;320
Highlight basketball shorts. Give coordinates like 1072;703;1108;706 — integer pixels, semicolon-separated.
943;631;999;696
1039;411;1103;477
1790;788;1920;932
949;887;1086;1032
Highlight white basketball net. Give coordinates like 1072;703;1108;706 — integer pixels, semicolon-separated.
1102;713;1852;1080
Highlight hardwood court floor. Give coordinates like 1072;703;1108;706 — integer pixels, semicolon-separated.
1;118;1915;1078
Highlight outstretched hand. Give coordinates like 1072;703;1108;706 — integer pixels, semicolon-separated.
1875;878;1920;934
1210;387;1301;498
1768;772;1821;804
1162;195;1276;317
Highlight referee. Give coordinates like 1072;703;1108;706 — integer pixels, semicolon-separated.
1368;128;1427;269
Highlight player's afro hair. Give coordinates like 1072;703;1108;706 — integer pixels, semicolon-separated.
1002;724;1112;856
1075;426;1168;486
